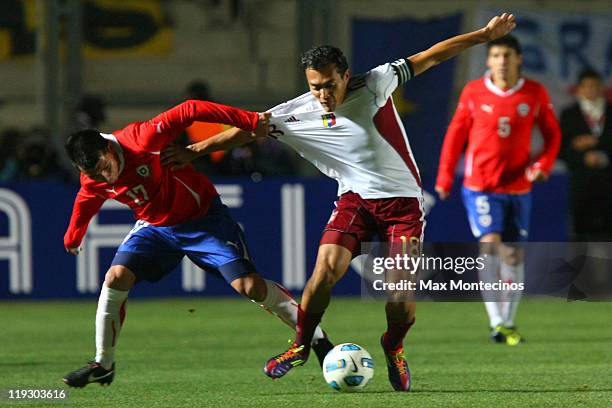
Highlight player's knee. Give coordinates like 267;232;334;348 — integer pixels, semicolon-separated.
105;266;136;290
479;234;501;254
501;246;523;266
480;233;501;242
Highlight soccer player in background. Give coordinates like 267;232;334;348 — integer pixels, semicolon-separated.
162;14;517;391
61;100;332;388
435;35;561;345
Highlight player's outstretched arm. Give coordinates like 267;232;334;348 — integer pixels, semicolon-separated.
64;188;106;255
408;13;516;76
160;113;270;168
160;127;254;167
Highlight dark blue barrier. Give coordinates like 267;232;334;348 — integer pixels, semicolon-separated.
0;176;567;299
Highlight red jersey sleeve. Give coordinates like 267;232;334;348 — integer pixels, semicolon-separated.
135;99;259;152
532;86;561;174
63;185;106;249
436;85;473;192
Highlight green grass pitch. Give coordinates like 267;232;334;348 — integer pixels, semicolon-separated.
1;298;610;407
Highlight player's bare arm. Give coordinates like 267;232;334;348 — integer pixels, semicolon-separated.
160;112;270;167
160;127;250;167
408;13;516;76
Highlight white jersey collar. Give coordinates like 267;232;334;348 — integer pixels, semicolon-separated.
484;70;524;97
101;132;125;175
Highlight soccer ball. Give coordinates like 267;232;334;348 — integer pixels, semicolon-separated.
322;343;374;392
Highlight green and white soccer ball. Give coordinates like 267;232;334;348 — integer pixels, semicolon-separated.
322;343;374;392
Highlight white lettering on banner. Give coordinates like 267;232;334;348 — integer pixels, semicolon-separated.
281;184;306;289
77;200;132;293
76;185;243;293
216;185;243;208
182;257;204;292
470;8;612;111
0;189;32;294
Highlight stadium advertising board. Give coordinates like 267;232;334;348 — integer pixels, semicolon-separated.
0;177;567;299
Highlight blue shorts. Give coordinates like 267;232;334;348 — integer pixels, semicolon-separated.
111;196;255;284
461;187;531;242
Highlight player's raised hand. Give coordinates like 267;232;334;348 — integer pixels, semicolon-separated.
160;144;198;169
526;166;548;183
435;186;450;200
483;13;516;41
66;247;81;255
254;112;271;138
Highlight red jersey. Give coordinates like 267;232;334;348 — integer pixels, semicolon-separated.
64;100;258;249
436;74;561;194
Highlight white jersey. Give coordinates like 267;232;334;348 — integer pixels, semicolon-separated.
268;59;422;199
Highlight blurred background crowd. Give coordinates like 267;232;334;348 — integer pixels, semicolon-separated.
0;81;306;182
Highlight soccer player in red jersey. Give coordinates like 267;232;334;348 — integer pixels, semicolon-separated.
163;14;517;391
61;100;332;388
435;35;561;344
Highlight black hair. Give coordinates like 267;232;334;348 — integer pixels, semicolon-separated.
487;35;522;55
300;45;349;75
65;129;107;170
577;67;602;84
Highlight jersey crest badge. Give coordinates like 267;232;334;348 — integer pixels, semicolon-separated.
480;104;493;114
136;165;151;177
322;113;336;128
517;103;530;117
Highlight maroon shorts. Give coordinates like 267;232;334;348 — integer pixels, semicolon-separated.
320;191;424;257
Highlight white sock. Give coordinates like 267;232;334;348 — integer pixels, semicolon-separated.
258;279;325;343
479;254;503;328
95;284;129;369
500;262;524;327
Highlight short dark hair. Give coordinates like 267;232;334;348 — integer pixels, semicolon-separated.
577;67;602;84
65;129;108;170
300;45;349;75
487;35;522;55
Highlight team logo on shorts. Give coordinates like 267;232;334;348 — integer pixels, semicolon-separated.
517;103;530;117
322;113;336;128
136;165;150;177
478;214;492;227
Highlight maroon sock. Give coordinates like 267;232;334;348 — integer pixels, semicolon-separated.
295;305;323;356
383;319;415;350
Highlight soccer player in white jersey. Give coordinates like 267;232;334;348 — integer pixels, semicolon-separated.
162;13;516;391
